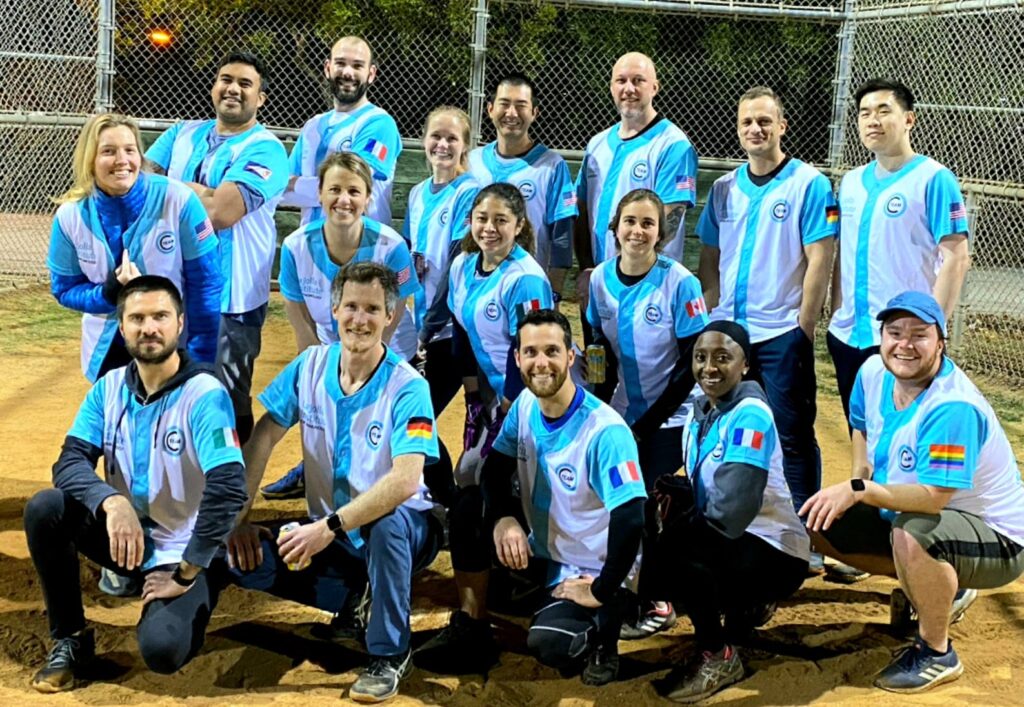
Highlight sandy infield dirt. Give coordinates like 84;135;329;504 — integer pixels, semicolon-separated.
0;290;1021;705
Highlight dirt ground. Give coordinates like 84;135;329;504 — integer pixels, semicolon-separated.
0;289;1022;706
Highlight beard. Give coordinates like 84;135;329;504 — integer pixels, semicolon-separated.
331;77;369;107
126;336;178;365
522;365;568;399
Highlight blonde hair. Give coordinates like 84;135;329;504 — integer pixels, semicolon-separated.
317;151;374;194
422;106;471;175
461;183;536;256
55;113;143;204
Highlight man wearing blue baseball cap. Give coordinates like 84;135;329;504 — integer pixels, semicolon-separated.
800;290;1024;694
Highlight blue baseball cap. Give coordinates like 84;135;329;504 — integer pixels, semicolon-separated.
876;290;947;337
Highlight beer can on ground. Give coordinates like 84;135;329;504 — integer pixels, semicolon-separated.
278;521;311;571
586;344;606;384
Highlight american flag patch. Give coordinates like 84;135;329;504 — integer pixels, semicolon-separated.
826;205;840;224
396;266;411;286
929;444;966;471
676;175;696;192
364;139;388;162
195;218;214;241
610;460;641;488
732;428;764;450
950;202;967;221
685;297;706;318
243;161;271;180
406;416;433;440
562;191;578;208
517;299;542;318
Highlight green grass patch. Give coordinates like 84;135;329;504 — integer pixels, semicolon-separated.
0;286;80;353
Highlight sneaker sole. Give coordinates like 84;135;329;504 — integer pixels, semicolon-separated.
874;661;963;693
31;679;76;694
349;687;400;704
260;489;306;500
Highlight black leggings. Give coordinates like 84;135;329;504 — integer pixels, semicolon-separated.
23;489;223;674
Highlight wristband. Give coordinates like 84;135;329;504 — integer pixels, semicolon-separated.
326;511;345;536
850;478;866;494
171;565;197;587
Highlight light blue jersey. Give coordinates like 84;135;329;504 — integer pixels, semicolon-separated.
68;368;242;570
278;217;420;359
850;355;1024;544
829;156;968;348
492;387;646;585
586;255;707;427
468;142;577;270
48;174;219;381
448;245;553;397
682;395;810;561
145;120;289;314
259;343;439;548
697;159;837;344
576;117;697;264
402;173;479;339
282;105;402;226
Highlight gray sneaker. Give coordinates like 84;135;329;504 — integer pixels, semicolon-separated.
349;650;412;703
657;645;744;703
98;568;140;597
890;587;978;636
31;629;95;693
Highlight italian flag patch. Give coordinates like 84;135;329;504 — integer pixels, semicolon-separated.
212;427;240;450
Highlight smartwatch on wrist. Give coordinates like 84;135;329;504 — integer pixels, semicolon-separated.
326;511;345;536
850;478;866;494
171;565;197;587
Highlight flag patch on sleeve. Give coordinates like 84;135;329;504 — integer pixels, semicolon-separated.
610;460;641;488
396;266;411;286
406;417;434;440
676;175;696;192
826;205;840;224
685;297;706;318
950;202;967;221
212;427;240;450
929;444;966;470
195;218;214;241
732;428;764;450
243;162;271;180
364;139;388;162
517;299;543;318
562;191;578;208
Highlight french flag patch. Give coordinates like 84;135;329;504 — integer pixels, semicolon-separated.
685;297;706;318
364;139;388;162
610;460;641;488
732;428;764;450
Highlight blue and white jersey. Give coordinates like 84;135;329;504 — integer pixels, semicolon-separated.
829;156;968;349
851;355;1024;545
576;118;697;264
697;159;838;344
448;245;553;397
402;173;479;339
48;174;219;381
682;396;810;561
259;343;439;548
278;217;420;359
492;387;646;585
468;142;577;270
68;368;242;570
282;105;402;226
145;120;289;314
586;255;707;427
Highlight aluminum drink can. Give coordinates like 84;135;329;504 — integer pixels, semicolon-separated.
586;344;606;384
279;521;311;571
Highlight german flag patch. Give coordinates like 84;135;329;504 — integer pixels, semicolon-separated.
406;416;434;441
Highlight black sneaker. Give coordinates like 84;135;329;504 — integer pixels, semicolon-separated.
582;644;619;686
31;629;95;693
413;610;498;674
311;583;371;648
349;649;412;703
619;600;677;640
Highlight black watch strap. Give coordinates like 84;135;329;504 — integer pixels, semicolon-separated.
850;478;866;493
326;511;344;536
171;565;197;587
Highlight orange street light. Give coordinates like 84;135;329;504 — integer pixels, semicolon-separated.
147;29;173;47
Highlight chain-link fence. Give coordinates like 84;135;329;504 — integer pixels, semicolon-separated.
834;1;1024;383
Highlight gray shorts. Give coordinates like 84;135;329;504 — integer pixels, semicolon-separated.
216;305;267;418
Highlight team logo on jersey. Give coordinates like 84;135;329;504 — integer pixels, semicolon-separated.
300;276;324;300
770;199;790;223
884;194;907;217
644;304;663;325
518;181;537;201
484;301;501;321
556;465;578;491
438;207;450;226
339;137;354;151
77;239;97;265
898;444;916;471
631;161;649;181
163;427;184;456
300;404;326;431
156;231;176;254
711;441;725;460
366;421;384;449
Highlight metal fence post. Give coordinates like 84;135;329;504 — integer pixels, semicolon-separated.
94;0;116;113
468;0;490;149
827;0;856;173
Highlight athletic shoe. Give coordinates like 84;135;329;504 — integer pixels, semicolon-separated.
413;610;498;674
261;462;305;500
349;649;412;703
874;638;963;693
950;588;978;624
98;568;140;597
656;645;744;703
620;601;677;640
807;552;826;576
311;583;371;648
581;644;619;686
31;629;95;693
825;561;870;584
890;587;978;636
